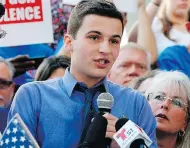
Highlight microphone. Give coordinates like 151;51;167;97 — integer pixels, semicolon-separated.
97;93;114;146
97;93;114;115
0;3;5;18
113;118;152;148
78;113;108;148
115;118;128;131
130;139;148;148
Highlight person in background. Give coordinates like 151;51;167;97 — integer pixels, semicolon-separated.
108;43;151;86
8;0;157;147
128;70;160;94
35;56;71;81
0;57;15;134
145;71;190;148
158;45;190;77
151;0;190;55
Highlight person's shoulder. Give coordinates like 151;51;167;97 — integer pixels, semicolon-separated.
106;80;144;101
18;78;63;93
159;45;187;59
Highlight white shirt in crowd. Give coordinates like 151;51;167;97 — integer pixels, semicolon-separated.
152;17;190;55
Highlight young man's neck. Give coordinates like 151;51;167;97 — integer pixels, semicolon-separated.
156;130;177;148
70;68;104;88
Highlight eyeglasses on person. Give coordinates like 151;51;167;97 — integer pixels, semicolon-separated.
147;92;188;111
0;78;13;89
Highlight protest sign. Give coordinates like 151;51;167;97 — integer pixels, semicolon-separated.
0;0;53;47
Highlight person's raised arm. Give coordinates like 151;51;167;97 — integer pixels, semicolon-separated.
136;0;158;64
128;0;162;43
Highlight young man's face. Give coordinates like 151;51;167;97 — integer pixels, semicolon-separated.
66;14;123;83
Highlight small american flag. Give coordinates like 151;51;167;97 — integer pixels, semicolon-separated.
0;114;39;148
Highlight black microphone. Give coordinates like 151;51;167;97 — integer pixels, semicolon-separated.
130;139;148;148
97;93;114;115
97;93;114;146
78;113;108;148
115;118;128;131
0;3;5;18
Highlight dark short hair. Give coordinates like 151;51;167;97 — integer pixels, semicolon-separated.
67;0;124;38
35;56;71;81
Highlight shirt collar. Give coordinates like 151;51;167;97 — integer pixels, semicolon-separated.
62;68;109;97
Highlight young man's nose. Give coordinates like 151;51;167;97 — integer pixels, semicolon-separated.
99;41;111;55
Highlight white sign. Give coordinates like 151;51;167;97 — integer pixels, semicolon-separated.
0;0;53;47
113;0;137;13
63;0;80;6
113;120;152;148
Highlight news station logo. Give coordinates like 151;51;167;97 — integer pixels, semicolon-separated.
116;128;135;141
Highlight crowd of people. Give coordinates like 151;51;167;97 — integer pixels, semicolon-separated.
0;0;190;147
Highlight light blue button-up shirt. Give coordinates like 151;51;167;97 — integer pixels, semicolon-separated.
8;69;157;148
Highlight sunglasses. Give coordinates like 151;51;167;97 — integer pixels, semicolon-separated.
0;78;13;89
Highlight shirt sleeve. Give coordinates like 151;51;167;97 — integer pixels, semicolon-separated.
8;83;40;139
137;95;157;148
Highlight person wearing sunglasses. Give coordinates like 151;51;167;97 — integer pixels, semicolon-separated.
0;57;15;133
145;71;190;148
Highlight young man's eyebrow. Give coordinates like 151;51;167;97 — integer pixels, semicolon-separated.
112;35;121;39
86;31;101;35
86;31;121;39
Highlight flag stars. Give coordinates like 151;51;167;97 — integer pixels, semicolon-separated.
20;136;26;142
20;145;25;148
6;129;11;135
13;127;18;134
12;137;18;143
5;138;9;144
13;119;18;125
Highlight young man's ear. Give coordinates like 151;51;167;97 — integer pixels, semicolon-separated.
64;34;74;52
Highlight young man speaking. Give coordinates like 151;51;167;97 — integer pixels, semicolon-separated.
8;0;157;147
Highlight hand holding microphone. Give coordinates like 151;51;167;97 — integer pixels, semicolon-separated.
78;113;108;148
97;92;119;147
103;113;118;138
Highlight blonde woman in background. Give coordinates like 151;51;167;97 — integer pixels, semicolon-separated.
145;71;190;148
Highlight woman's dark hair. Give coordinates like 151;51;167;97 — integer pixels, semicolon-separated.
35;56;71;81
0;3;5;18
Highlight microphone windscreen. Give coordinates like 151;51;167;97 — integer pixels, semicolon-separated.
83;114;108;147
0;3;5;17
115;118;129;131
130;139;146;148
97;93;114;111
